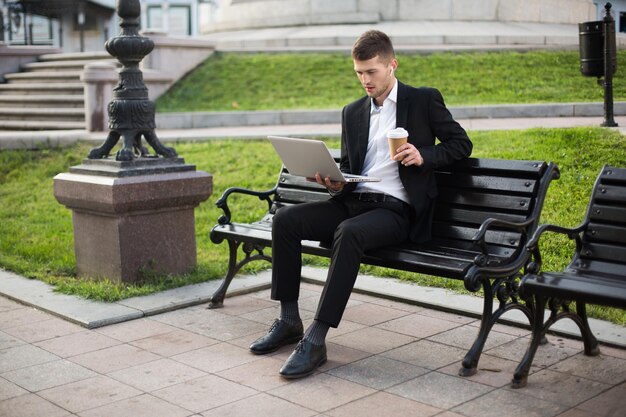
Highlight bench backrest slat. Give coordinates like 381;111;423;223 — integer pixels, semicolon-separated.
571;166;626;279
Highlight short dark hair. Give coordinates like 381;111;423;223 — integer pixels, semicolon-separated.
351;30;395;63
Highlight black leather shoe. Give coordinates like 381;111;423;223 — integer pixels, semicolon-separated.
279;339;327;379
249;319;304;355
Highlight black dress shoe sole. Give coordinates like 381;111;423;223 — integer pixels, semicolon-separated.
249;334;303;355
279;355;327;379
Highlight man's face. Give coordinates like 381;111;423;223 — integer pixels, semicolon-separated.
353;55;397;102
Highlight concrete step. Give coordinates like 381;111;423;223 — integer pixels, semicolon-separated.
37;51;112;62
4;71;82;83
0;107;85;122
0;83;84;95
22;59;118;72
0;95;84;108
0;120;85;130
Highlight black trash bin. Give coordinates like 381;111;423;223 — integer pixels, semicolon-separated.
579;19;617;77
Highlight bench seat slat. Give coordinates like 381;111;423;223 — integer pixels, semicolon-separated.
522;272;626;309
568;258;626;279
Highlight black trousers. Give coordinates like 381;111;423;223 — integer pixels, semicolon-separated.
271;194;411;327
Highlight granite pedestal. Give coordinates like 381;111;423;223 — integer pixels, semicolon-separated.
53;158;212;283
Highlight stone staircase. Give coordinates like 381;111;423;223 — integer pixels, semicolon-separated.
0;51;117;131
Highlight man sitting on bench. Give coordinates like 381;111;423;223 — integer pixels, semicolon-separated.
249;29;473;378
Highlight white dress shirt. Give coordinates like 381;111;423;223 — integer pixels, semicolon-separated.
355;80;410;203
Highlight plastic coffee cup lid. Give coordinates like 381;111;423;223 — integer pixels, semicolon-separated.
387;127;408;138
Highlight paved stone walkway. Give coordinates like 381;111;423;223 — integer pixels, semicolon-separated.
1;282;625;417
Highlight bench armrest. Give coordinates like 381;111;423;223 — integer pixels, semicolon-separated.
471;217;534;265
523;221;588;273
215;186;277;225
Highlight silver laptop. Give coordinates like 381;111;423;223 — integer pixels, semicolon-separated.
268;136;381;183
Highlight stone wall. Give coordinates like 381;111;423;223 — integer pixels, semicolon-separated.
204;0;596;32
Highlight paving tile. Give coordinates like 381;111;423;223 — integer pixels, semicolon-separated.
434;412;466;417
0;393;71;417
269;373;376;413
572;382;626;417
239;305;315;325
368;297;425;313
318;342;372;371
77;393;190;417
34;331;121;358
325;391;441;417
298;295;362;313
382;339;467;370
152;374;257;413
94;318;177;342
129;329;219;357
0;344;59;373
2;318;83;344
327;355;428;390
0;330;25;350
438;353;537;388
0;296;22;312
0;307;52;330
181;311;266;341
172;342;262;373
548;352;626;385
451;387;567;417
598;345;626;360
2;359;96;392
340;302;410;326
327;326;415;354
0;377;28;401
375;313;462;338
38;375;142;413
485;336;581;368
68;344;160;374
217;356;291;391
468;320;531;337
216;295;279;316
427;324;518;351
108;357;207;392
555;408;602;417
416;309;478;325
507;369;610;407
386;371;493;409
200;392;316;417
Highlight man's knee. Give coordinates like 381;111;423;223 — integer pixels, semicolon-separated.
333;220;364;247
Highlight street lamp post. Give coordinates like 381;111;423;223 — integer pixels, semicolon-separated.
87;0;177;161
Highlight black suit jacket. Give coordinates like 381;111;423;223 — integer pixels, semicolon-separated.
337;81;473;243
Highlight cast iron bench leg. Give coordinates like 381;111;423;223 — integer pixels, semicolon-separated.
577;301;601;356
512;294;547;388
208;240;272;309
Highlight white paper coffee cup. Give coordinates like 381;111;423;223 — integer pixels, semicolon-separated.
388;127;409;158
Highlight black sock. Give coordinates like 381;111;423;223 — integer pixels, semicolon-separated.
280;300;301;326
303;320;329;346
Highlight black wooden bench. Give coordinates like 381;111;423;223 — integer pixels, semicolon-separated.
209;151;559;376
512;165;626;388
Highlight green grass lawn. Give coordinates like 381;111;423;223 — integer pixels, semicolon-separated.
156;50;626;112
1;127;625;325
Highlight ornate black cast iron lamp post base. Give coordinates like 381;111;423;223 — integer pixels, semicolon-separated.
87;0;177;161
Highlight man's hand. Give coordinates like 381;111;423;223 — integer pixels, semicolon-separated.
393;143;424;166
306;173;345;192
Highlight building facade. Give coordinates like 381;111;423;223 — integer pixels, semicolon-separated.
0;0;205;53
202;0;598;32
